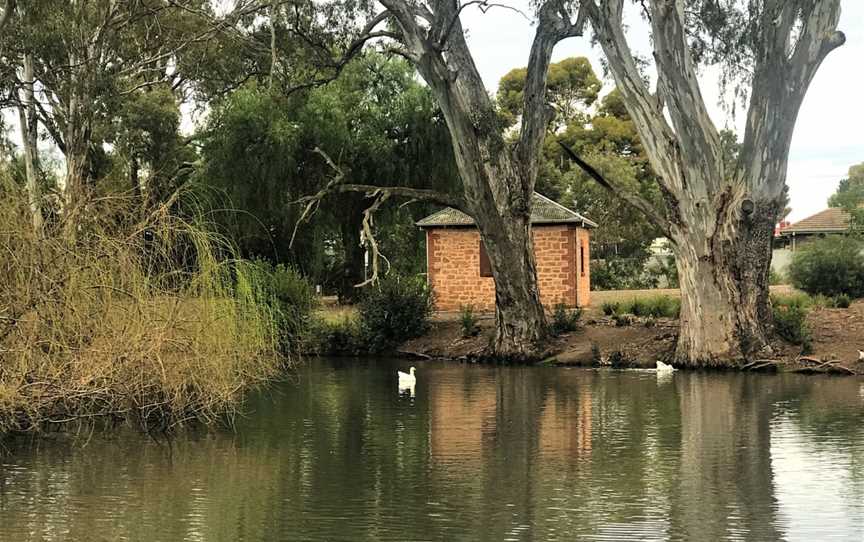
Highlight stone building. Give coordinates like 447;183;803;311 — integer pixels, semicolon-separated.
416;193;596;312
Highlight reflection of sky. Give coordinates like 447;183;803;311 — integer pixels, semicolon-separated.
771;414;864;542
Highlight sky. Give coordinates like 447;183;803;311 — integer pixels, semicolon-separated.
460;1;864;223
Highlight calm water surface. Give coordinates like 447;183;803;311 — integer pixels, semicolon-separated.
2;359;864;541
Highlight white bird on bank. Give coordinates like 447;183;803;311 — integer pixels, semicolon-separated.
656;361;676;373
398;367;416;386
858;350;864;362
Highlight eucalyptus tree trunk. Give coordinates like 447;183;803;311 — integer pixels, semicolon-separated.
368;0;587;359
17;52;43;233
582;0;844;367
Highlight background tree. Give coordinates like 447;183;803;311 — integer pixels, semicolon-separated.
198;54;458;298
562;0;845;366
828;162;864;230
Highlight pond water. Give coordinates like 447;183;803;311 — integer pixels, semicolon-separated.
2;359;864;541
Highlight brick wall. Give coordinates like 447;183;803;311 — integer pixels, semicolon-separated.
426;225;591;311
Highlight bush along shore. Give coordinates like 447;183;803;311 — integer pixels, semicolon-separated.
0;180;303;438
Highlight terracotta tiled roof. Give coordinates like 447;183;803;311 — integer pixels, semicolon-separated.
779;207;850;235
416;192;597;228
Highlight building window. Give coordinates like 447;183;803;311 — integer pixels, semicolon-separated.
479;241;493;277
580;243;586;277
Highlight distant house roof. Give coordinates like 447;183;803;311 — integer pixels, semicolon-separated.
779;207;850;235
416;192;597;229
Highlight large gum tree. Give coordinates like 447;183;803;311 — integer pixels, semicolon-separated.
296;0;597;359
560;0;844;366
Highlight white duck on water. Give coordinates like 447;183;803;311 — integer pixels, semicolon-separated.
656;360;676;373
398;367;417;386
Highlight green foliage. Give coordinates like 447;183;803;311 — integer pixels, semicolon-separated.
304;316;367;356
769;268;786;286
835;294;852;309
772;304;812;352
497;57;601;128
252;261;318;349
787;236;864;298
459;305;480;338
771;292;815;310
357;275;433;353
591;258;659;291
198;53;459;294
550;303;582;336
828;162;864;231
605;296;681;319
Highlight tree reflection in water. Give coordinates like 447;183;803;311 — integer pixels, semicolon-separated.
1;360;863;541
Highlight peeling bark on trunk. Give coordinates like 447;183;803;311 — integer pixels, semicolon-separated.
671;193;782;367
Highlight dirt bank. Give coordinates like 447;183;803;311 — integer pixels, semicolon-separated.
399;299;864;376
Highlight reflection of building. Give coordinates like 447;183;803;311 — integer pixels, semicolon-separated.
429;369;497;465
538;382;593;460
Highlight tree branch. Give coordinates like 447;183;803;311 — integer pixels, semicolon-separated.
584;0;681;193
648;0;721;189
291;147;464;287
558;141;671;236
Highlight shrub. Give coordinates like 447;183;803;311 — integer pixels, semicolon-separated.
610;296;680;319
304;316;366;355
769;268;786;286
601;302;618;316
0;179;282;435
253;260;317;349
550;303;582;335
459;305;480;338
772;304;812;352
771;292;814;309
835;294;852;308
357;274;433;352
591;257;659;291
613;314;633;327
788;236;864;298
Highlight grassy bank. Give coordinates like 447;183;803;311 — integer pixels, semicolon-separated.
0;182;284;436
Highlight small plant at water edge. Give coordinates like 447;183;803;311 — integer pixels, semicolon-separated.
459;304;480;338
550;303;582;335
772;304;812;353
358;274;433;353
